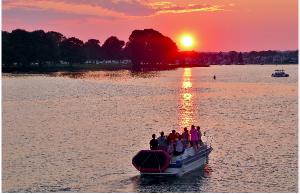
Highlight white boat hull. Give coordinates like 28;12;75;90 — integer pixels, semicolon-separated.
141;145;212;176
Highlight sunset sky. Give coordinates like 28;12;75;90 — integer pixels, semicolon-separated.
2;0;298;51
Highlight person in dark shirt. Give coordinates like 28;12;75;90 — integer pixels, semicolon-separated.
182;127;189;148
157;131;167;151
168;130;177;143
149;134;158;150
196;126;203;146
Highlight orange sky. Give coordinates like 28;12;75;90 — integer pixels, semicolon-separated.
2;0;298;51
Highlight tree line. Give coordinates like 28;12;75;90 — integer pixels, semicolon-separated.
193;50;298;65
2;28;298;72
2;28;178;71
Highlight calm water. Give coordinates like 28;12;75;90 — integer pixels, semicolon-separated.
2;65;298;192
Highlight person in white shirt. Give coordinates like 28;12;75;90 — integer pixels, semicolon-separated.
174;136;184;156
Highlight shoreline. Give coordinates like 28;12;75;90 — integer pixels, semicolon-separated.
2;63;297;75
1;63;208;74
2;63;132;74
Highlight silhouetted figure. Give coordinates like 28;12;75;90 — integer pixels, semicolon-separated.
168;130;177;143
196;126;203;146
213;75;216;80
182;127;189;148
149;134;158;150
157;131;167;151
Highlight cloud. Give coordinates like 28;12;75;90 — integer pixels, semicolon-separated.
2;0;127;19
3;0;227;20
150;2;225;14
3;0;154;18
2;7;118;28
67;0;155;16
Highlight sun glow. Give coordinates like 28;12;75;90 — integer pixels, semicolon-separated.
181;36;193;47
178;33;197;50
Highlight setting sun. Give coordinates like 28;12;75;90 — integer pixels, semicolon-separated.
178;33;197;50
181;36;193;47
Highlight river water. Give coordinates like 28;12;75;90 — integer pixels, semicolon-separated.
2;65;298;192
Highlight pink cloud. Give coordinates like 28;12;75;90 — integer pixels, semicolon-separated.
3;0;227;18
3;0;127;19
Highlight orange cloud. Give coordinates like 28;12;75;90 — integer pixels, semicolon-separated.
150;1;225;14
157;5;225;14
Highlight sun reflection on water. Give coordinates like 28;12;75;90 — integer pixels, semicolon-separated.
179;68;195;130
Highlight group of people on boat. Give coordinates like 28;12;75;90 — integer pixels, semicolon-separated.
149;125;204;156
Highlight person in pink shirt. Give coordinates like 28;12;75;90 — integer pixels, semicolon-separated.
190;125;199;151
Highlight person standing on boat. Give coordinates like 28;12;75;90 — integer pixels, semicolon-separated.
166;136;174;155
157;131;167;151
166;130;177;154
182;127;189;148
190;125;199;151
196;126;203;146
149;134;158;150
168;130;177;143
174;136;184;156
168;130;178;150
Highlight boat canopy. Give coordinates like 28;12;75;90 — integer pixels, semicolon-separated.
132;150;171;173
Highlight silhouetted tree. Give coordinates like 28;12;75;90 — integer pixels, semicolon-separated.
178;51;199;65
9;29;32;67
3;29;66;69
2;31;14;66
45;31;66;63
2;28;298;72
237;52;244;64
125;29;178;70
228;51;238;64
30;30;49;66
102;36;125;61
60;37;84;65
259;50;278;57
83;39;102;63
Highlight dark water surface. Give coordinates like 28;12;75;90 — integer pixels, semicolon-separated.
2;65;298;192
